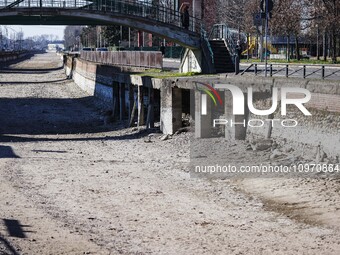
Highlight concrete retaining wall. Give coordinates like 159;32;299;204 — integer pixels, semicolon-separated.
65;55;340;153
0;52;30;63
223;76;340;157
65;56;184;134
72;59;113;104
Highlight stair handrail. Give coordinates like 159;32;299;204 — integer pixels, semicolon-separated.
209;23;237;59
200;24;214;65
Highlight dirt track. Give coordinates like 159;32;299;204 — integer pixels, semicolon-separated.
1;53;340;255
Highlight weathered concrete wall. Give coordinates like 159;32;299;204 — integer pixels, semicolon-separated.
180;49;202;73
65;56;340;148
216;76;340;113
160;83;182;134
70;57;183;134
222;76;340;157
274;78;340;113
72;59;113;104
80;51;163;69
0;51;31;63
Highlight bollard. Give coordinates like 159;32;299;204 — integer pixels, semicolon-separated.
322;66;325;79
286;65;289;77
270;64;273;77
254;64;257;75
235;55;240;75
303;65;306;78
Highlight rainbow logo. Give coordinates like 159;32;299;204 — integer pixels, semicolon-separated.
195;82;223;115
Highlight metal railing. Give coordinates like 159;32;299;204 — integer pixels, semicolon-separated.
209;23;237;59
240;63;340;80
200;25;214;64
0;0;202;34
80;50;163;69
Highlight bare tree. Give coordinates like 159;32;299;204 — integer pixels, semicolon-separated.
270;0;303;60
320;0;340;62
218;0;248;32
64;26;82;51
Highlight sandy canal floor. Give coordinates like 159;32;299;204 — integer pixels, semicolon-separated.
0;53;340;255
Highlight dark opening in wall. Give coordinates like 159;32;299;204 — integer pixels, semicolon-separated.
182;88;191;127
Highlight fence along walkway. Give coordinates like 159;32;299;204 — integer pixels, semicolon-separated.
241;63;340;80
80;51;163;69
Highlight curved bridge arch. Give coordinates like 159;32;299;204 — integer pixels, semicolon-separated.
0;0;202;49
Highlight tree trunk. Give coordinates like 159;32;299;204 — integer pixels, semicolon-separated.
323;31;327;61
316;26;320;60
295;36;300;60
328;33;331;58
332;27;337;63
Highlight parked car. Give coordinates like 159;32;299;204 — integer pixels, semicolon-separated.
81;47;94;51
96;48;108;52
301;54;311;60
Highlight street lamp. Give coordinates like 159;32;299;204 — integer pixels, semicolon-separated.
0;26;3;51
316;24;319;60
6;26;19;51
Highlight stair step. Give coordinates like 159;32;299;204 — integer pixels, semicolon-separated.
215;69;234;71
214;55;232;58
212;50;229;52
210;40;235;73
214;61;233;64
215;63;234;68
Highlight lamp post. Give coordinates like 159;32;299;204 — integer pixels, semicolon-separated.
316;24;319;60
261;0;273;77
6;26;20;51
0;26;3;51
264;0;268;77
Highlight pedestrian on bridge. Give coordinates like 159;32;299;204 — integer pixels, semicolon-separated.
180;5;190;29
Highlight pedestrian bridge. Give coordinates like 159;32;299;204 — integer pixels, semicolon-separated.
0;0;201;48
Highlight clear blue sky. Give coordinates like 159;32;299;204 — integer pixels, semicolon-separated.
6;26;66;40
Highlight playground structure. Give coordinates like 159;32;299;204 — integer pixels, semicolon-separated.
242;36;277;57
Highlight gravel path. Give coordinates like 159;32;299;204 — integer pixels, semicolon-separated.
0;53;340;255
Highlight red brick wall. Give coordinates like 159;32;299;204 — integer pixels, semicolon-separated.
179;0;217;32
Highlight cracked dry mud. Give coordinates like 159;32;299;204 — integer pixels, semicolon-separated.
1;53;340;255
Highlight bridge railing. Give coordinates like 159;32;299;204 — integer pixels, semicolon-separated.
0;0;201;33
80;50;163;69
0;0;89;8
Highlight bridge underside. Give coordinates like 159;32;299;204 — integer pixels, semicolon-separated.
0;8;201;49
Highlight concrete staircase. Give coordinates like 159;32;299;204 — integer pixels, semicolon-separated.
209;40;235;73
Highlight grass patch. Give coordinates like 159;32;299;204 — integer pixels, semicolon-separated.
129;70;205;78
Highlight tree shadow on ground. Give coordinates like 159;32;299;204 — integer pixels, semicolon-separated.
0;146;20;158
0;66;64;75
0;218;34;255
0;97;111;136
0;78;68;85
0;235;20;255
0;95;160;142
0;127;159;143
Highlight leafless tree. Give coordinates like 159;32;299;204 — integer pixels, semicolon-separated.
270;0;303;60
64;26;82;51
319;0;340;62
